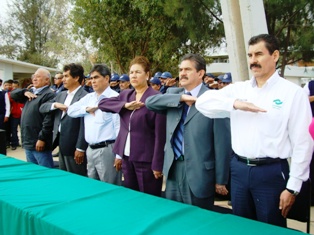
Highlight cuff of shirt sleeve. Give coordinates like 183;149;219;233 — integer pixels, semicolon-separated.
228;98;238;111
286;177;303;192
76;148;85;152
115;154;122;160
51;103;57;110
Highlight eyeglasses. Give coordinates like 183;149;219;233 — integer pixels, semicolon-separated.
54;77;62;80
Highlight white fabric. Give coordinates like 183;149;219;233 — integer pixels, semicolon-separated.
4;92;10;117
196;71;313;192
303;82;310;96
67;86;120;145
124;110;135;156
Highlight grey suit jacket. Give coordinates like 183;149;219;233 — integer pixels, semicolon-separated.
39;87;88;156
146;85;232;198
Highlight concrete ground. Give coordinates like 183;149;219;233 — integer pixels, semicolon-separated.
5;146;314;234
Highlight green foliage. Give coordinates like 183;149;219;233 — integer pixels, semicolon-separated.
1;0;312;77
0;0;86;68
264;0;314;75
72;0;224;75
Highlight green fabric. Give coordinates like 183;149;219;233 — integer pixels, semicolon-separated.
0;155;303;235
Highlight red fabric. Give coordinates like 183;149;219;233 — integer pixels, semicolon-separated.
9;92;24;118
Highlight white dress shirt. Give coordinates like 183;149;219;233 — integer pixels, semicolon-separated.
67;86;120;145
196;71;313;192
51;86;82;131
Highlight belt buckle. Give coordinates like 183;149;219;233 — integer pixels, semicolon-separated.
246;159;257;167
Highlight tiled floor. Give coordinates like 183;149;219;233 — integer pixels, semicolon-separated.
5;146;314;234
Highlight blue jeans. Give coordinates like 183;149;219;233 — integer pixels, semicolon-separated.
25;149;54;168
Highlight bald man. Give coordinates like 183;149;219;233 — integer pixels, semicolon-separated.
11;68;56;168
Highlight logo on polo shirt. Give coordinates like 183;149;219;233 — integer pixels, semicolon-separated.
272;99;283;109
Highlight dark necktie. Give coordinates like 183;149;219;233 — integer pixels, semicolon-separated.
172;92;191;160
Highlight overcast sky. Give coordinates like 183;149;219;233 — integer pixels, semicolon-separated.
0;0;9;19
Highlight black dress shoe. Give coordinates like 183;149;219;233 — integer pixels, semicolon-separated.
11;146;17;150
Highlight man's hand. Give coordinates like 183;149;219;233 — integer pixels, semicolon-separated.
233;100;267;113
209;82;219;89
165;78;177;87
215;184;228;195
4;117;9;123
279;189;296;218
181;94;197;107
74;150;85;164
113;158;122;171
86;106;98;116
153;170;163;179
54;102;68;112
24;91;37;101
35;140;45;152
124;101;144;110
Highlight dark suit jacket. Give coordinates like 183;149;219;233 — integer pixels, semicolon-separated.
39;87;88;156
146;85;232;198
98;87;166;172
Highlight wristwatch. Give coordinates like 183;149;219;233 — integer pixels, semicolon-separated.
286;188;299;196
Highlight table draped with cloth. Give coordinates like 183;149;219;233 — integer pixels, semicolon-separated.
0;155;303;235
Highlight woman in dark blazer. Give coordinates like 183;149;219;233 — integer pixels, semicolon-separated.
98;56;166;196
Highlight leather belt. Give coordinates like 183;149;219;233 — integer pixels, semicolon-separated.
89;140;115;149
235;154;284;166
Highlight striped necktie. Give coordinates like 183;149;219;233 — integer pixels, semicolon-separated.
172;92;191;160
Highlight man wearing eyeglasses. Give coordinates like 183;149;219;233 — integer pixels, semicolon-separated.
51;72;66;93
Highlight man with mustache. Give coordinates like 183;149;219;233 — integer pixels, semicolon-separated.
146;53;232;210
196;34;313;227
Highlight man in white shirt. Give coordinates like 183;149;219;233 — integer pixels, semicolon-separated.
68;64;122;185
40;63;88;176
195;34;313;227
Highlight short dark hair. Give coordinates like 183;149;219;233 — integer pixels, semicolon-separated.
4;79;14;84
89;64;111;78
54;72;63;77
13;80;19;85
248;34;279;55
181;53;206;72
63;63;84;84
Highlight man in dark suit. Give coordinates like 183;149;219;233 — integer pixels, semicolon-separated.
146;53;232;210
40;63;88;176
